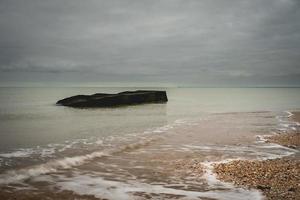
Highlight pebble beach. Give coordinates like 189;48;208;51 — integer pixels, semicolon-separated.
213;112;300;200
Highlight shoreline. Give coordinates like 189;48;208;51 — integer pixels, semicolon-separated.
213;111;300;200
0;110;299;199
292;111;300;124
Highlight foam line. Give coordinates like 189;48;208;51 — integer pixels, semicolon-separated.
0;149;35;158
0;151;107;184
285;111;293;118
57;173;263;200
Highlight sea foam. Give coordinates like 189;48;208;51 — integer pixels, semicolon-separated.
56;173;263;200
0;151;107;184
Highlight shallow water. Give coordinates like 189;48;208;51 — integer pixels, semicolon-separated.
0;87;300;199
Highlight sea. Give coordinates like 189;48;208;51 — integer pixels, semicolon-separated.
0;87;299;200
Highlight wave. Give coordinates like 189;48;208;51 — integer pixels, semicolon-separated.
0;133;166;185
0;137;105;160
0;118;190;184
0;149;36;158
56;173;263;200
0;151;108;185
275;111;299;132
286;111;293;118
0;118;189;160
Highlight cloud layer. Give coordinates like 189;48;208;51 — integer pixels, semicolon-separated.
1;0;300;86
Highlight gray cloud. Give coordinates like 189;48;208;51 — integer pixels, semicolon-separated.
0;0;300;86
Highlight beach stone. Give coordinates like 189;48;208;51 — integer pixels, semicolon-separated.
56;90;168;108
257;185;271;190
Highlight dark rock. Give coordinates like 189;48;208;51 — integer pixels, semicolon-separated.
288;187;296;192
287;145;297;149
256;185;271;190
56;90;168;108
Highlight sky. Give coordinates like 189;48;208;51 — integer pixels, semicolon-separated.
0;0;300;87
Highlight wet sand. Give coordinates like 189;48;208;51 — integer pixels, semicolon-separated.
292;112;300;123
214;111;300;200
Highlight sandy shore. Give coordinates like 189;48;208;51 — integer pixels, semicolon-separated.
213;112;300;200
292;112;300;123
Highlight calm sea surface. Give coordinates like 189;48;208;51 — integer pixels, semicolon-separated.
0;87;299;199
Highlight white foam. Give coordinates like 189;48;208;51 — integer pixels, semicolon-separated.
198;138;298;200
149;124;174;134
0;151;107;184
201;160;240;188
0;146;57;159
255;135;272;143
281;123;290;128
57;144;72;152
181;142;297;160
143;118;193;135
286;111;293;118
0;136;163;185
95;139;104;145
0;149;35;158
40;148;56;157
57;173;263;200
275;111;300;133
174;119;187;124
0;136;107;160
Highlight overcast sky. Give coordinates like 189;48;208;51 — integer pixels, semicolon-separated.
0;0;300;86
